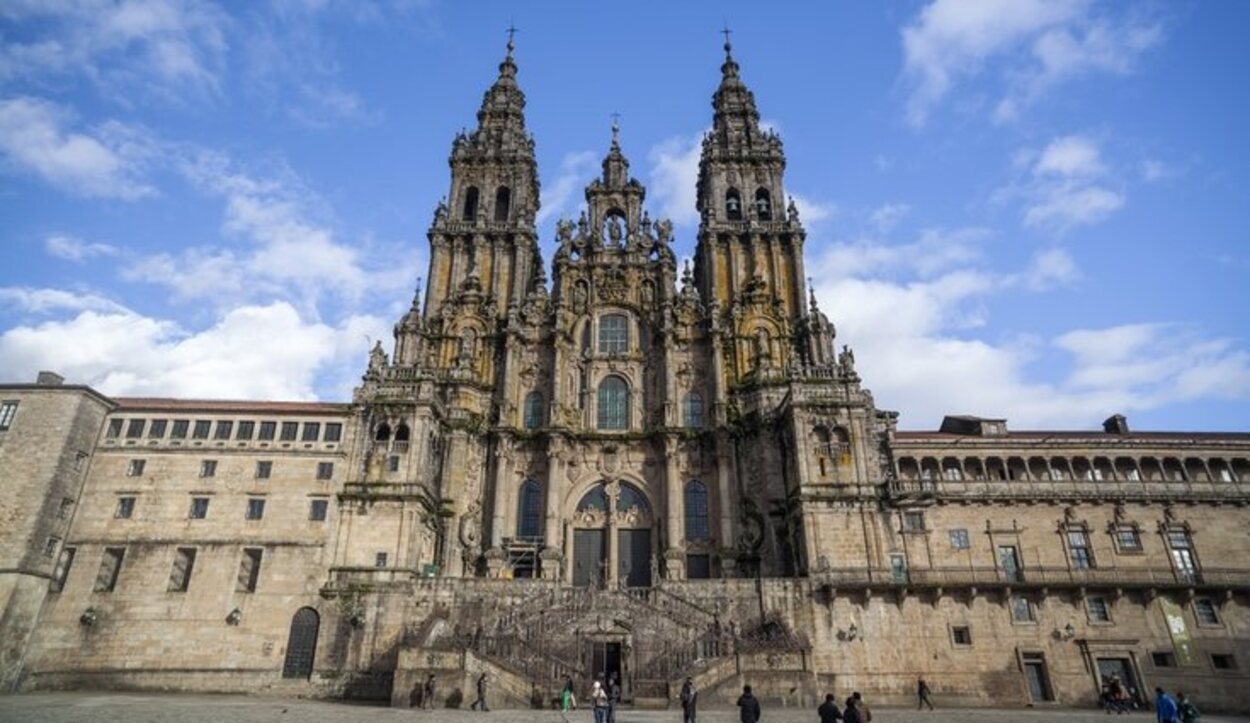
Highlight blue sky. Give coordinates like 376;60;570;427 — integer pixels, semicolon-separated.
1;0;1248;431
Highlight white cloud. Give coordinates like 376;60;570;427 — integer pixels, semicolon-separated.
790;194;835;225
0;0;228;103
901;0;1162;126
0;97;157;199
815;227;988;280
1010;135;1126;231
0;302;389;401
869;203;910;232
647;131;704;227
1020;247;1079;290
0;286;129;315
44;233;119;262
1141;159;1167;182
537;151;597;224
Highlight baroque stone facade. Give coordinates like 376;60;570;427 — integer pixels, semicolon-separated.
1;39;1248;712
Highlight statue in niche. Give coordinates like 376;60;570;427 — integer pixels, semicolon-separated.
368;341;388;374
753;328;772;369
640;281;655;307
556;218;574;245
606;215;624;246
573;282;588;312
456;328;477;369
839;344;856;375
654;218;673;245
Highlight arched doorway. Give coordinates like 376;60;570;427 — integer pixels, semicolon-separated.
281;607;320;679
571;481;653;588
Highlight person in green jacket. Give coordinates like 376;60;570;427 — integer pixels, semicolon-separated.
1177;692;1201;723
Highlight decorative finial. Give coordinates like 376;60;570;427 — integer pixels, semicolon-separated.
506;22;518;58
808;277;819;310
722;25;733;58
412;276;423;310
610;112;621;145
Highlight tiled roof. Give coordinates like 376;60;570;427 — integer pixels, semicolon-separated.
112;397;351;415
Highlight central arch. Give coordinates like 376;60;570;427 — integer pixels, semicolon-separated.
570;480;653;588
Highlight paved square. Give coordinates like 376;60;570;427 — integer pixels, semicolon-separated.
1;694;1248;723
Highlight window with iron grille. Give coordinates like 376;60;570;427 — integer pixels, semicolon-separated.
684;481;710;541
517;480;542;539
375;552;388;568
523;392;544;429
683;392;703;428
598;314;628;354
951;626;972;646
949;529;970;550
597;376;629;430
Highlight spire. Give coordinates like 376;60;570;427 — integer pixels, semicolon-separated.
455;26;532;161
411;277;423;312
601;114;630;188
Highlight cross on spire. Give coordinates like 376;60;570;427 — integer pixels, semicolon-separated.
506;22;518;56
721;25;733;56
610;111;621;144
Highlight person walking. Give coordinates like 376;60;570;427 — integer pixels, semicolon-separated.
843;695;861;723
818;693;843;722
607;672;621;723
917;678;934;710
561;676;577;712
1105;674;1128;714
736;684;761;723
470;671;489;712
1177;692;1201;723
850;692;872;722
591;677;610;723
421;674;436;710
680;676;698;723
1155;687;1180;723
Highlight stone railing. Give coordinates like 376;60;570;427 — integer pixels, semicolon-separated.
887;477;1250;503
814;565;1250;591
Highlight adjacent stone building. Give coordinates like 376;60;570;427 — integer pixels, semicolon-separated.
1;38;1247;712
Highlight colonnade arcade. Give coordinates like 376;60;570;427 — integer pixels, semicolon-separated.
895;453;1248;484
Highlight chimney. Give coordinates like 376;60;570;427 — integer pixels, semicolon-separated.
1103;414;1129;435
36;371;65;386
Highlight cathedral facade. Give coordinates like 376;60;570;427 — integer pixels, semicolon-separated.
1;39;1248;712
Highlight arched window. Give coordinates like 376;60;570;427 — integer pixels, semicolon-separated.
462;186;479;221
577;484;608;512
281;607;320;679
754;188;772;220
394;423;410;442
523;391;544;430
725;188;743;221
374;423;391;442
683;392;703;428
597;376;629;430
517;480;542;539
493;186;510;222
684;481;710;541
616;483;650;514
598;314;628;354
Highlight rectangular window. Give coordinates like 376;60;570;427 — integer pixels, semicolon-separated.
106;418;123;438
189;497;209;519
0;400;19;430
214;420;233;440
309;499;328;521
324;423;342;442
301;422;321;441
94;547;124;592
279;422;298;441
258;421;276;440
1167;530;1198;581
1087;596;1111;623
255;461;272;479
598;314;629;354
686;554;711;579
115;496;135;519
951;626;972;646
245;498;265;520
50;547;75;592
236;548;263;593
58;497;74;519
200;460;217;477
387;455;400;472
375;552;388;568
74;451;88;471
903;511;926;532
1011;595;1035;623
1152;652;1176;668
949;529;970;550
236;421;255;440
126;459;146;477
1212;654;1237;670
44;536;60;557
1115;527;1142;552
1067;530;1094;569
1194;598;1221;626
170;419;189;439
316;462;334;480
192;420;211;439
167;547;196;592
148;419;168;438
125;418;145;438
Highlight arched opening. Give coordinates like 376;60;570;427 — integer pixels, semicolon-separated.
523;391;544;430
374;423;391;442
754;188;772;220
281;607;320;679
394;423;410;442
598;314;629;354
493;186;510;222
683;392;703;428
596;376;629;430
462;186;479;221
725;188;743;221
517;480;542;540
572;482;653;588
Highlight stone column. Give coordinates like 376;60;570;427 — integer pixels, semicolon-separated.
665;436;685;580
541;439;563;579
716;431;737;577
487;436;513;576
